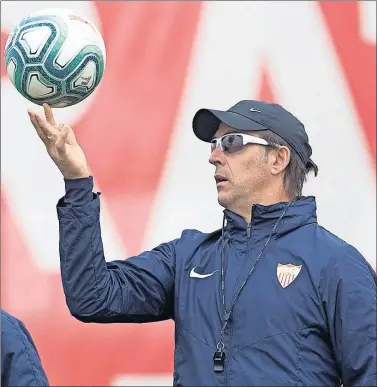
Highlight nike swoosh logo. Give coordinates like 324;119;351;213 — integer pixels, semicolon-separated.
249;108;262;113
190;267;218;279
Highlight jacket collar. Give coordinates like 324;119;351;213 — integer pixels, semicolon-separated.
223;196;317;247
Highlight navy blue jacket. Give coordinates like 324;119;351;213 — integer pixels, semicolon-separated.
1;310;49;386
57;177;377;386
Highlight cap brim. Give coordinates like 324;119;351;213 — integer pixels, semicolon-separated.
193;109;268;142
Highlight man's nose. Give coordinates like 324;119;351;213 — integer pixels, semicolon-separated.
209;144;225;166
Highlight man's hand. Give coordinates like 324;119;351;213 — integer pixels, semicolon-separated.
28;103;90;179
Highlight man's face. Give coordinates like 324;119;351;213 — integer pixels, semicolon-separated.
208;123;273;213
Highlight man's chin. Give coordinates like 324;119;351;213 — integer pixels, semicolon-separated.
217;192;231;209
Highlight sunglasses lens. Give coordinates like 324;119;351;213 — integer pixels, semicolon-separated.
222;134;243;153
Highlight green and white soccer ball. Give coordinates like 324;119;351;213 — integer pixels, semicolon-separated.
4;8;106;108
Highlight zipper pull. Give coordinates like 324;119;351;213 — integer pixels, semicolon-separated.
247;224;251;238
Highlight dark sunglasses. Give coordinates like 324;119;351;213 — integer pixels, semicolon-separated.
211;133;276;154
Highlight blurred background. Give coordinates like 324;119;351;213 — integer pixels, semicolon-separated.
1;1;376;385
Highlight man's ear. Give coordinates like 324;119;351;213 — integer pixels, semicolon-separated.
270;146;290;175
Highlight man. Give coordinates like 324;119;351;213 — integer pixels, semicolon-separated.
27;100;376;386
1;309;49;386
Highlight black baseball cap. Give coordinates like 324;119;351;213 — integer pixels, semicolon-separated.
193;100;316;171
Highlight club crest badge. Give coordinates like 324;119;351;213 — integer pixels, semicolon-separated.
277;263;302;288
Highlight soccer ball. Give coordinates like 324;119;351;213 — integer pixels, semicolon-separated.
4;8;106;108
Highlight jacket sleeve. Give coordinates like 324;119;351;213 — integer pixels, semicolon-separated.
57;192;177;324
1;311;49;387
321;245;377;387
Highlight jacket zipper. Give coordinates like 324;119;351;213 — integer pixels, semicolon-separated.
247;204;255;239
225;210;253;385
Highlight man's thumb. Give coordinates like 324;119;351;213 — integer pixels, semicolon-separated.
55;124;70;151
61;125;70;141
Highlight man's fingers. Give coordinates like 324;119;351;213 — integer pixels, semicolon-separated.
43;103;56;127
33;110;58;138
28;110;48;143
28;108;72;155
28;110;39;128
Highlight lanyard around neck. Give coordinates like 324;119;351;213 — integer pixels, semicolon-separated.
213;201;292;373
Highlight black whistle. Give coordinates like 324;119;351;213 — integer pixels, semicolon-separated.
213;350;225;373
